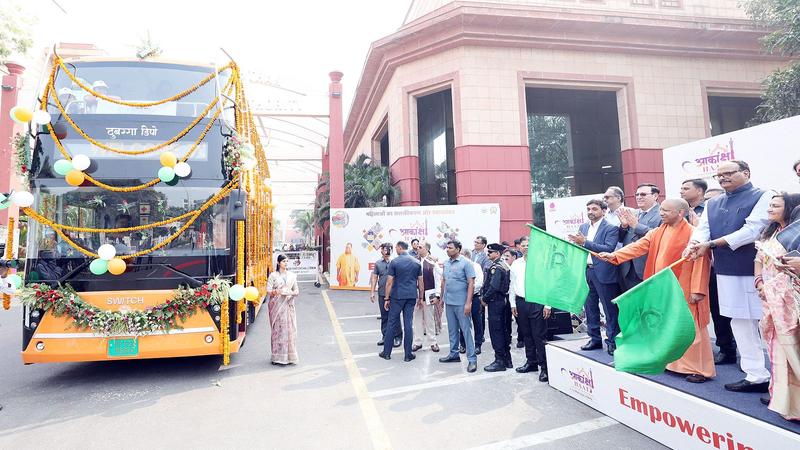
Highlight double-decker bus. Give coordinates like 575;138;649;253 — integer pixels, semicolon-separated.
18;56;271;364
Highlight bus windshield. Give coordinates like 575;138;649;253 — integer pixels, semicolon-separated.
50;61;231;118
27;186;229;262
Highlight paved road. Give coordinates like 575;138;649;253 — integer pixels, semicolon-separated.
0;287;665;449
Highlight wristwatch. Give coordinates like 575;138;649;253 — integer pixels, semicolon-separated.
708;241;717;249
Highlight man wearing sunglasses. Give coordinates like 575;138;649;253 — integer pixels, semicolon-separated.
684;160;773;393
618;183;663;290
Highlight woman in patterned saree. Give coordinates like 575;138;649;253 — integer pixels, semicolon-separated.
267;254;300;365
755;193;800;421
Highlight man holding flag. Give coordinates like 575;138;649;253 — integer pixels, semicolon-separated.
599;199;714;382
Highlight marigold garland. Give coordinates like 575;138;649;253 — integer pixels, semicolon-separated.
3;217;14;310
55;57;234;108
18;276;231;336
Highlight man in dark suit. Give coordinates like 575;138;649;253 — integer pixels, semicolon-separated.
568;199;622;355
618;183;663;290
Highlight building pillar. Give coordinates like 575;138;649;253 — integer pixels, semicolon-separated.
0;62;25;226
454;145;533;242
328;72;345;209
390;155;421;206
621;147;665;206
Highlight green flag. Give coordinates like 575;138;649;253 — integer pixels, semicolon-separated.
524;225;590;314
613;266;696;375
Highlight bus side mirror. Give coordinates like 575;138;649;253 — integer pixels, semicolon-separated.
228;189;247;221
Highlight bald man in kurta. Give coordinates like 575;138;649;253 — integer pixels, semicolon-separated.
599;199;715;382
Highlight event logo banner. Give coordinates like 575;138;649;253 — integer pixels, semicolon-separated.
663;116;800;198
542;193;604;238
329;204;500;289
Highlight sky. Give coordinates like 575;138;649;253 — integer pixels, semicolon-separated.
10;0;412;114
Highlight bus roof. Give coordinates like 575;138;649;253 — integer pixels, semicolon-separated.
62;57;220;70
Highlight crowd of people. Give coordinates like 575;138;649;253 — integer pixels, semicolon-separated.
370;158;800;423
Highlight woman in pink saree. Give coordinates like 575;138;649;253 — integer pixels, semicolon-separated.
267;254;300;365
755;193;800;421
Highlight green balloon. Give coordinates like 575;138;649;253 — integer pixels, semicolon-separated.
158;166;175;183
54;159;74;176
89;258;108;275
0;200;8;211
28;271;40;282
7;274;22;289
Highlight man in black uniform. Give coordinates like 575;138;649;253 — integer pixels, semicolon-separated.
482;243;512;372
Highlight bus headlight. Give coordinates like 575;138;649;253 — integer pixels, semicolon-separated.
204;334;214;344
212;304;220;312
214;315;220;322
35;341;45;351
30;322;38;328
31;310;40;319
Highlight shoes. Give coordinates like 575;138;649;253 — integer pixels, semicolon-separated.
515;362;539;373
760;394;771;406
516;341;525;348
607;343;616;356
714;352;737;365
475;346;481;355
411;344;422;352
431;344;440;352
459;346;466;354
539;370;549;383
505;358;513;369
581;341;603;351
467;362;477;373
724;379;769;393
484;361;506;372
439;354;461;363
685;374;707;383
377;339;384;346
393;337;402;348
378;352;390;360
404;354;416;362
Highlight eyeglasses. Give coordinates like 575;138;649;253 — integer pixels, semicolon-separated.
602;195;616;199
634;192;652;197
712;170;741;180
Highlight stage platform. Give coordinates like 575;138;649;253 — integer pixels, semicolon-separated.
546;337;800;449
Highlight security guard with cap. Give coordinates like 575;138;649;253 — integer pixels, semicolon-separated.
482;243;512;372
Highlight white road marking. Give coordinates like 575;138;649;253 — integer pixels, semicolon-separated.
342;329;382;336
370;369;513;399
467;416;619;450
339;314;380;320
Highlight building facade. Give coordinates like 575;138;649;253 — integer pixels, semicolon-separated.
343;0;788;240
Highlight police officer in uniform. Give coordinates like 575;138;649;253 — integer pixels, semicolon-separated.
482;243;512;372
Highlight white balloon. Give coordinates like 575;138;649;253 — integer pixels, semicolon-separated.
32;110;52;125
71;154;91;171
10;191;34;207
173;162;192;177
97;244;117;261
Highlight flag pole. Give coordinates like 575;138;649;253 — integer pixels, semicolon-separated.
611;257;688;304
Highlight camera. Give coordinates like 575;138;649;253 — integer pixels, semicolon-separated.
0;259;20;269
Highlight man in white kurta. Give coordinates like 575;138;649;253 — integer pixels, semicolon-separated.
685;160;772;392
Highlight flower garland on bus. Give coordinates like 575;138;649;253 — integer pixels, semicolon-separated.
17;276;231;336
11;132;29;182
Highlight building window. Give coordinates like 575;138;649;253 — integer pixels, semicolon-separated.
417;89;456;205
707;95;761;136
631;0;653;5
526;88;623;229
660;0;681;7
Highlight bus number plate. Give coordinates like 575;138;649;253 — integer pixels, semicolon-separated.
108;338;138;357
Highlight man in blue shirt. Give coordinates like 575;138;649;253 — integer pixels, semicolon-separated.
380;241;423;362
437;240;478;373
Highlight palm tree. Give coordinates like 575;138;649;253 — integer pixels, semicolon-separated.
292;210;315;246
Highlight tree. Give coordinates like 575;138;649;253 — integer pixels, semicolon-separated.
291;210;314;246
0;4;34;63
745;0;800;123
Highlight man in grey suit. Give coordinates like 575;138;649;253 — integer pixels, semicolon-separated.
618;183;663;290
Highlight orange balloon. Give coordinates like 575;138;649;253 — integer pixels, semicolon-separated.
65;169;85;186
107;258;126;275
159;152;178;168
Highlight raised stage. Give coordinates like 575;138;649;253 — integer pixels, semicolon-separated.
546;338;800;449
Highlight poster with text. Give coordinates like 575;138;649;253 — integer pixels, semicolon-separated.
329;204;500;289
543;193;604;239
662;115;800;198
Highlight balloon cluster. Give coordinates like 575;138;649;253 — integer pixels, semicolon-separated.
89;244;127;276
0;191;35;209
53;154;91;186
229;284;259;301
9;106;51;126
158;152;191;183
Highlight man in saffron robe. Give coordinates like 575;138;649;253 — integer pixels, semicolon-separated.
599;199;715;382
336;242;360;287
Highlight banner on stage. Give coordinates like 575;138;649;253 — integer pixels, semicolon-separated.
329;204;500;289
662;115;800;197
542;193;604;238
